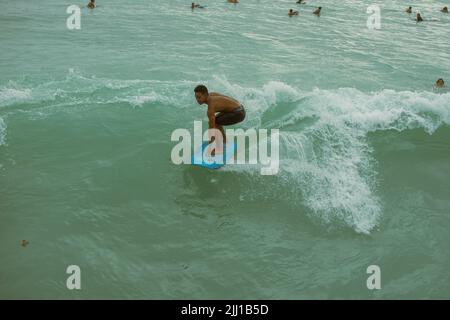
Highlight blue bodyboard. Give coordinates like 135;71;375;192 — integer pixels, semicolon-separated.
192;141;237;169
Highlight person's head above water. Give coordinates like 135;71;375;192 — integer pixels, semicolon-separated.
194;85;209;104
436;78;445;87
442;7;448;13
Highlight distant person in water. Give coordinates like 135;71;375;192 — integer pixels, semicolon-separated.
194;85;245;155
296;0;306;4
87;0;96;9
442;7;449;13
416;13;423;22
227;0;238;3
313;7;322;16
191;3;204;9
435;78;446;88
288;9;299;17
406;7;412;14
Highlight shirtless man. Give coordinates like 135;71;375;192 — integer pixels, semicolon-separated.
194;85;246;154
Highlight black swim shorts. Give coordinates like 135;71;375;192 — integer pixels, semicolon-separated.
215;105;246;126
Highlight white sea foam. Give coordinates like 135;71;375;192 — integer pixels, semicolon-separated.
216;79;450;233
0;87;32;107
2;73;449;233
0;117;7;146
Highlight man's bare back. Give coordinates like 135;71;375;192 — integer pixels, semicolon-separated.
207;92;241;113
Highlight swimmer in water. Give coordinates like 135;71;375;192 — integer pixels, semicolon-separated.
441;7;448;13
296;0;306;4
416;13;423;22
87;0;96;9
313;7;322;16
191;3;204;9
406;7;412;14
227;0;239;3
435;78;446;88
288;9;299;17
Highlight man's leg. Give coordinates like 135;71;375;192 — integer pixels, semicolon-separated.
214;124;225;154
217;124;226;144
207;124;225;157
213;106;246;154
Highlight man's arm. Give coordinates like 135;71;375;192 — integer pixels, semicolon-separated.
207;105;216;143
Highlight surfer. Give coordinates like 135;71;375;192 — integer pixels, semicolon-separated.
288;9;299;17
296;0;306;4
405;7;412;14
194;85;246;155
87;0;96;9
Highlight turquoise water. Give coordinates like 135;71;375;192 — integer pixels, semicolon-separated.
1;0;450;299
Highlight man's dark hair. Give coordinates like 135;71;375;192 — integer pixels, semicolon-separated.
194;85;208;95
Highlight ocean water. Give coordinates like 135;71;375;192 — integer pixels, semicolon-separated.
1;0;450;299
